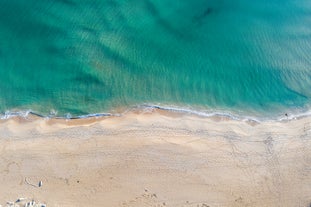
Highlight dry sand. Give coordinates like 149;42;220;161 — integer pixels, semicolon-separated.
0;110;310;207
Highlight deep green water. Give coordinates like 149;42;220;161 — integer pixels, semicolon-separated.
1;0;311;118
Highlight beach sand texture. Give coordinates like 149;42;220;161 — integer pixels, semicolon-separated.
0;110;310;207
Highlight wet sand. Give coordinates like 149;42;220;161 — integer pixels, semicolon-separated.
0;110;310;207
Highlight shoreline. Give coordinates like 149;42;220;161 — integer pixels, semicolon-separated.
1;103;311;123
0;111;311;206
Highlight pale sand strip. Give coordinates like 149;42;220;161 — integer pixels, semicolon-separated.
0;110;310;207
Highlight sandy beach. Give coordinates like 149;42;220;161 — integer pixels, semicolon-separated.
0;110;310;207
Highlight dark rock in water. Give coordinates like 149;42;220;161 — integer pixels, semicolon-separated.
201;7;213;18
193;7;214;24
144;0;186;39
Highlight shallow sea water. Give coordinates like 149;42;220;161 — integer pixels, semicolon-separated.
0;0;311;118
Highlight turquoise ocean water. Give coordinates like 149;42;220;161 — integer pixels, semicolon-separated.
1;0;311;119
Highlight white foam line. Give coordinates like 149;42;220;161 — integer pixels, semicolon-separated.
139;104;262;122
1;104;311;123
0;110;32;120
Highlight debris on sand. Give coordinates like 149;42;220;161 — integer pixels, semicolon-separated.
15;198;27;203
3;198;46;207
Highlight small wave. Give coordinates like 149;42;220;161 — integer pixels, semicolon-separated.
1;104;311;123
276;110;311;122
138;104;262;122
0;110;32;120
0;110;114;120
141;104;311;122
